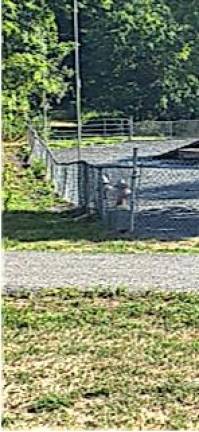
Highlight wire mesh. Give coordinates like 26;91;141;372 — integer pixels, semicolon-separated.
172;120;199;138
28;126;199;238
135;165;199;239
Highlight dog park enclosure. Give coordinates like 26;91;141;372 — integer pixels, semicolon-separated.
28;120;199;239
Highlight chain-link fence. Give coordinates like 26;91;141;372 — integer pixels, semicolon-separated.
134;165;199;239
28;126;199;239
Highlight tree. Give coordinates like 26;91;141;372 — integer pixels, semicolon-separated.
3;0;199;134
2;0;73;138
79;0;199;119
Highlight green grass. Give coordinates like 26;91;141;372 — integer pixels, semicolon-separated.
49;135;166;150
3;141;199;254
3;288;199;429
49;135;127;149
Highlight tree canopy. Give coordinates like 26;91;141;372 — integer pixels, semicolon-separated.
2;0;73;136
2;0;199;137
79;0;199;119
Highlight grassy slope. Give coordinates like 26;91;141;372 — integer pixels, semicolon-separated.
3;141;199;253
3;288;199;430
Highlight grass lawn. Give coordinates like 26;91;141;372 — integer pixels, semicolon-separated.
3;141;199;253
49;135;127;149
48;135;166;150
3;288;199;430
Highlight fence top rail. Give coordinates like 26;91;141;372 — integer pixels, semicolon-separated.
50;126;130;131
50;122;130;127
81;123;130;127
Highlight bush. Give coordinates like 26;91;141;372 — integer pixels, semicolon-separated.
2;112;27;141
31;159;46;179
3;161;15;210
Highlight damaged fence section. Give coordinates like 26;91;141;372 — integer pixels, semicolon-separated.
28;126;199;239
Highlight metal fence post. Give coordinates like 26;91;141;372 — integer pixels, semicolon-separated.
170;121;173;139
103;119;107;137
98;167;104;219
62;167;68;198
129;147;138;234
120;119;124;136
50;159;54;182
129;116;134;140
46;152;51;180
83;162;90;212
27;126;31;148
77;162;82;207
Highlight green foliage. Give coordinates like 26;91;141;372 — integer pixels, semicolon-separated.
2;0;73;139
79;0;199;119
30;158;46;179
2;0;199;138
2;144;64;213
49;136;126;149
18;143;30;162
3;160;17;211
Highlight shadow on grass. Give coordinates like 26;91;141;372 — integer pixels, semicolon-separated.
3;206;199;245
3;210;107;243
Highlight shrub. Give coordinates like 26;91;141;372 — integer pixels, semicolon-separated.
31;159;46;179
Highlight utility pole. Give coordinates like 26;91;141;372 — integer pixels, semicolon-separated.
74;0;82;160
41;0;48;141
43;85;48;142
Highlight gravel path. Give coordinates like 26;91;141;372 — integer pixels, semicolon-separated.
4;252;199;293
